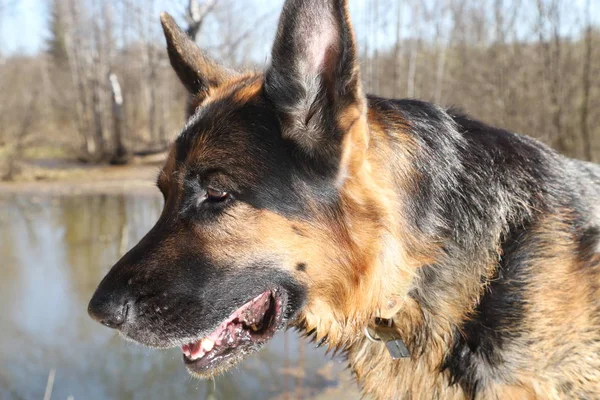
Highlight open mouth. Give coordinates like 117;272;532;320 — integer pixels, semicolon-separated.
181;289;286;374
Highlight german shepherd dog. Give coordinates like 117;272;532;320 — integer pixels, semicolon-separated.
88;0;600;398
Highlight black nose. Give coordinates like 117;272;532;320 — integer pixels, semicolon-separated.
88;293;130;329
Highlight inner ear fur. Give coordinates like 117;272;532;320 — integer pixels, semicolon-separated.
264;0;367;161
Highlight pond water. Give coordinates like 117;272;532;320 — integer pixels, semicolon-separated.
0;194;361;400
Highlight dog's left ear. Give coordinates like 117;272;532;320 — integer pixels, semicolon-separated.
160;12;231;102
265;0;366;156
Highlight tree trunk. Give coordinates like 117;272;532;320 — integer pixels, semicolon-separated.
580;0;593;161
393;1;403;97
91;64;105;160
407;2;420;98
186;0;217;42
3;89;39;181
109;72;130;165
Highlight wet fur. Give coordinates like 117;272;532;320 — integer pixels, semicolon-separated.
90;2;600;399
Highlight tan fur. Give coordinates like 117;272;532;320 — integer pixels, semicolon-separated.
157;72;600;399
86;8;600;399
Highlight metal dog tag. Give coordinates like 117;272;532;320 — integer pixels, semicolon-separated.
376;325;410;359
385;339;410;359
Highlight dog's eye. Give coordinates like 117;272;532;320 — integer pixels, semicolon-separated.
205;187;229;203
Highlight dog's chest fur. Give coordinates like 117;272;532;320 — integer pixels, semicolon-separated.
334;100;600;400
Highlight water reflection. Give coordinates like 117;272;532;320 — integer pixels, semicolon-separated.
0;194;360;400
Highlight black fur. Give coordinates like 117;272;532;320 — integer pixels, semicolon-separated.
160;13;230;97
90;6;600;396
91;84;599;393
175;89;342;220
265;0;361;158
296;262;307;272
92;235;306;348
578;226;600;268
441;221;533;398
365;96;599;397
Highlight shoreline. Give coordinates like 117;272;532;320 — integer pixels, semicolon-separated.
0;179;159;196
0;158;164;196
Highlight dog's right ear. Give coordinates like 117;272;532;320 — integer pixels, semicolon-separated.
160;12;230;101
264;0;366;158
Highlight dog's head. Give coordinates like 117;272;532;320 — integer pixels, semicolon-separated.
88;0;409;378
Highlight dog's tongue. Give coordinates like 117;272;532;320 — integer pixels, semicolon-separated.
181;291;272;361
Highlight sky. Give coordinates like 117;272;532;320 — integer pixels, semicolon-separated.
0;0;196;55
0;0;597;57
0;0;49;55
0;0;275;56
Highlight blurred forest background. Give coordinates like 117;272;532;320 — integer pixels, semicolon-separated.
0;0;599;181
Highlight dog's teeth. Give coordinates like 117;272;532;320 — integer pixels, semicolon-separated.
201;338;214;352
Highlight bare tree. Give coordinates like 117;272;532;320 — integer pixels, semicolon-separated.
186;0;217;42
1;0;599;176
536;0;566;152
406;1;420;98
108;72;129;165
62;0;95;157
581;0;593;161
392;1;403;97
3;87;40;180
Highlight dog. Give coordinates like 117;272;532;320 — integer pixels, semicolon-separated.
88;0;600;398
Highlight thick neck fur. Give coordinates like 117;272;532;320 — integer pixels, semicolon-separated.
295;97;560;399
